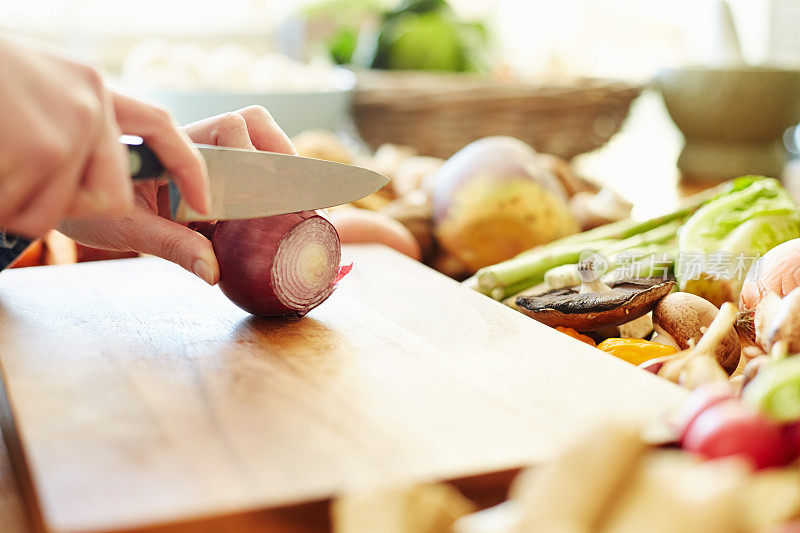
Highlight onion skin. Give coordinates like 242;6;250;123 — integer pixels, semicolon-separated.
740;238;800;310
188;221;218;241
211;212;341;317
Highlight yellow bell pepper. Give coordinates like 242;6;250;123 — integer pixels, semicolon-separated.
596;338;677;366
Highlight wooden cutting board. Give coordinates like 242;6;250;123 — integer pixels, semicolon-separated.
0;245;686;533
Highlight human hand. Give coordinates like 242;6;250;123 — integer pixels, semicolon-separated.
59;106;296;284
0;34;210;237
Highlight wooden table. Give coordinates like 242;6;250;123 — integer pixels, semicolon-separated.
0;245;685;533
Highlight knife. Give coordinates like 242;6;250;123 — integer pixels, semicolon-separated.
0;136;389;271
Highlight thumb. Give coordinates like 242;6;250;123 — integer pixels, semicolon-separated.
123;214;219;285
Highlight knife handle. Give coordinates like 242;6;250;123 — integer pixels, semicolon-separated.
123;136;166;180
0;138;164;272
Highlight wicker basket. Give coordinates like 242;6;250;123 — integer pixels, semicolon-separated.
353;70;642;160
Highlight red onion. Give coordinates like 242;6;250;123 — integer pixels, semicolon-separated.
194;212;342;317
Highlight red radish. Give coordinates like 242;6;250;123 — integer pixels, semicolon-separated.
640;360;664;374
196;212;342;317
784;422;800;462
682;400;787;469
673;382;737;441
772;523;800;533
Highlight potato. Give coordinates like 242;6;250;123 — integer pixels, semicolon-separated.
510;423;645;532
599;451;748;533
332;483;475;533
741;469;800;532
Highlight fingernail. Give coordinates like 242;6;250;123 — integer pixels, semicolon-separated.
192;259;214;285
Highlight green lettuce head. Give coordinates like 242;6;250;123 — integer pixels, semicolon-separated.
676;177;800;305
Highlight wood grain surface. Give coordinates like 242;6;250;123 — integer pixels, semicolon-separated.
0;245;686;533
0;425;31;533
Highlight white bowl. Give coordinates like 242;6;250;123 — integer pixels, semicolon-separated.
137;68;356;136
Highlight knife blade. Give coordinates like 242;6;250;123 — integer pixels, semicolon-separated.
0;137;390;271
169;143;389;222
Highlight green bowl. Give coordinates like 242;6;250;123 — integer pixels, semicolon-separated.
656;66;800;182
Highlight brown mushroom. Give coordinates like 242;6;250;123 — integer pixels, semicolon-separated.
655;302;738;389
651;292;740;375
516;256;674;332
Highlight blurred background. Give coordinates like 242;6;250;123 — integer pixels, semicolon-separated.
4;0;800;273
4;0;796;76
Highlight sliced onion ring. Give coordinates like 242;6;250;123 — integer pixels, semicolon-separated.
209;211;342;317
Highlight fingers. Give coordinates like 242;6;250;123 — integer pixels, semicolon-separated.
0;142;73;236
182;106;296;155
124;215;219;285
60;205;220;285
183;112;257;150
0;39;143;236
112;91;211;215
5;155;84;237
237;105;296;155
69;90;133;219
2;92;108;236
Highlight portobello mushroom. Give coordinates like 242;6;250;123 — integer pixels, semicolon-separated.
516;278;675;331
